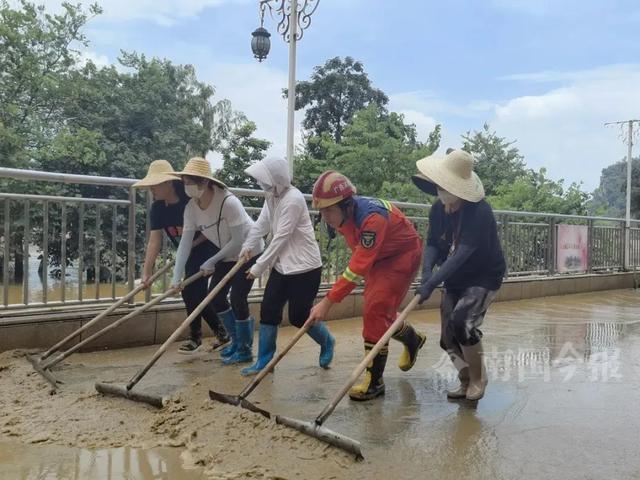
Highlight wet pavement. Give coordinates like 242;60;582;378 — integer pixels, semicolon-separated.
2;288;640;479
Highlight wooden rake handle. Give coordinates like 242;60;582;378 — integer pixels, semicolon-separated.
126;259;247;391
239;318;315;400
41;268;201;370
40;262;174;361
314;295;421;426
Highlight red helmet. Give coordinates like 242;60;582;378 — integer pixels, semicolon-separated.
312;171;356;209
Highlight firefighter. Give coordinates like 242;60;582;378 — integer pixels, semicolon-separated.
308;171;426;401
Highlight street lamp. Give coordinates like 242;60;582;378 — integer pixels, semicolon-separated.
251;0;320;176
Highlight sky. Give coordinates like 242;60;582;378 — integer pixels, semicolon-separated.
31;0;640;191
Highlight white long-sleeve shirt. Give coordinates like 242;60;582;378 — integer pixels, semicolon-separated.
243;158;322;278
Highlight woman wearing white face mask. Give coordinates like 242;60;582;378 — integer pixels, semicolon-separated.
412;149;506;402
239;157;335;376
170;157;264;364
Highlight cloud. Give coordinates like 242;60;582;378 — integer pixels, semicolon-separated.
75;50;111;69
491;64;640;190
391;64;640;191
19;0;250;26
202;61;298;163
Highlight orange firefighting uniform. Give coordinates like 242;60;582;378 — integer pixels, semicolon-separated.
326;197;422;343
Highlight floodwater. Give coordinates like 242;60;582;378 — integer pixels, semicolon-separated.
1;289;640;479
0;443;205;479
0;250;162;306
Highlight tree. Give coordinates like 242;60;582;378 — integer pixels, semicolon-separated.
0;0;102;168
285;56;388;145
216;120;270;191
589;158;640;218
294;104;441;200
489;168;589;215
461;123;528;196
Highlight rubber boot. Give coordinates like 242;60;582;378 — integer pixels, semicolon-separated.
461;341;487;401
392;323;426;372
447;366;470;399
218;309;237;359
222;316;254;365
306;322;335;369
349;344;388;401
241;323;278;376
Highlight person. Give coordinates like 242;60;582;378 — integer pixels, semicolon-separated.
308;171;426;401
170;157;264;364
239;157;335;376
412;149;506;401
134;159;228;354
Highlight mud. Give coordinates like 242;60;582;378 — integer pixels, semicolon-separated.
1;289;640;479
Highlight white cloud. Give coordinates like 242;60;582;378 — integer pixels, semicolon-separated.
75;50;111;69
491;64;640;190
391;64;640;191
22;0;250;26
202;61;298;162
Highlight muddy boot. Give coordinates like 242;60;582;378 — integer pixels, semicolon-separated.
222;317;254;365
461;341;487;401
241;324;278;376
447;367;470;399
349;344;388;401
306;322;335;369
218;309;237;359
392;323;426;372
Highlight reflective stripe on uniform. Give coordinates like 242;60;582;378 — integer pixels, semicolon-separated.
342;266;363;284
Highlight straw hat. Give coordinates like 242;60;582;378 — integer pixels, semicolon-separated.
175;157;227;189
412;149;485;203
133;160;179;188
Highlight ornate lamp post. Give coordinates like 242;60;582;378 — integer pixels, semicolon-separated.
251;0;320;175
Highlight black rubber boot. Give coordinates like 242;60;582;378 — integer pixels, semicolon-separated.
349;343;388;401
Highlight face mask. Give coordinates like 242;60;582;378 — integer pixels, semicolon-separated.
185;183;204;199
437;189;459;205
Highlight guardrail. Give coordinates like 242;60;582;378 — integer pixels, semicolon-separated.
0;167;638;312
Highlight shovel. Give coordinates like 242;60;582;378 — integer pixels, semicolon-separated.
275;295;421;460
95;259;246;408
209;317;317;418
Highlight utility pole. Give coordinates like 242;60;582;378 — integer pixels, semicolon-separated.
605;119;639;270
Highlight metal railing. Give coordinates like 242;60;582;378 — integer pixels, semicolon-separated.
0;167;639;312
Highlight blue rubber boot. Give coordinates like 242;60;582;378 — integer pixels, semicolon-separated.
218;308;237;359
307;322;335;369
241;324;278;376
222;316;254;365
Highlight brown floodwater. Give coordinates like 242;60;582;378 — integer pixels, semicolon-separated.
0;442;205;479
1;288;640;479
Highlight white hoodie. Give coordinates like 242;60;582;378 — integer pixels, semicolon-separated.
243;157;322;277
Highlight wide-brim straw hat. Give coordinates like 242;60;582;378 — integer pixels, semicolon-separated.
133;159;180;188
175;157;227;189
412;149;485;203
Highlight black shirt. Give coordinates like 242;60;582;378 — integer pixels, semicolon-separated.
150;197;192;248
427;199;506;291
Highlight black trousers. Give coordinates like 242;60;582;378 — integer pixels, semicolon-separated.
260;267;322;328
184;241;225;342
207;255;259;320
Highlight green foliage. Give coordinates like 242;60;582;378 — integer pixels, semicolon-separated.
489;168;589;215
461;123;527;197
295;104;441;200
285;56;388;145
216;121;270;190
589;158;640;218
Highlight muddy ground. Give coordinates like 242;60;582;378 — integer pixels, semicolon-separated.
1;289;640;479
